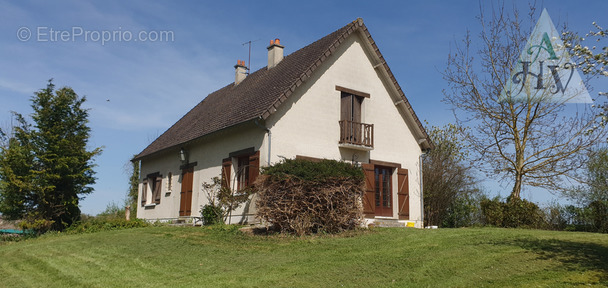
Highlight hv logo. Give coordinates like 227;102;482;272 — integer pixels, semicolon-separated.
502;9;592;103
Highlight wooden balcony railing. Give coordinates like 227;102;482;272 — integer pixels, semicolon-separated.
339;120;374;148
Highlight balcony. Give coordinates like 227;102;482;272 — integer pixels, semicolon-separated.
339;120;374;150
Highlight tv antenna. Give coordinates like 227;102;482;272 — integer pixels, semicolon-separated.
242;39;260;75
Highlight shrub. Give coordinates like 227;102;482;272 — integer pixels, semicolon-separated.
66;218;148;234
97;201;126;219
0;232;36;243
504;198;545;228
480;196;504;227
201;176;254;224
200;204;222;225
65;202;148;234
543;202;568;231
480;197;545;228
261;158;364;182
441;193;482;228
589;200;608;233
255;158;364;236
18;216;54;234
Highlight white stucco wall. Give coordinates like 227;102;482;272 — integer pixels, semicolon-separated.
137;123;267;223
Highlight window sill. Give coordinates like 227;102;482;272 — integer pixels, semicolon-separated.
338;142;374;151
144;203;157;209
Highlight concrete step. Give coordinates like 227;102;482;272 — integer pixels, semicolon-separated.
373;219;406;228
174;217;203;226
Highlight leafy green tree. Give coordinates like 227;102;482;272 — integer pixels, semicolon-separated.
562;148;608;233
564;149;608;206
423;123;478;227
0;115;34;220
0;80;101;231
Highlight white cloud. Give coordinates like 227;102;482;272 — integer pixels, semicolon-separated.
0;78;38;95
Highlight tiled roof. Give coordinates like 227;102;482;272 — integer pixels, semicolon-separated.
134;18;431;160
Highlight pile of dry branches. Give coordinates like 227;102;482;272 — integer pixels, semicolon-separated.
255;174;363;235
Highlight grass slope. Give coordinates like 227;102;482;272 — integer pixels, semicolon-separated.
0;226;607;287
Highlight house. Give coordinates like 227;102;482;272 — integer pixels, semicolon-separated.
132;18;432;227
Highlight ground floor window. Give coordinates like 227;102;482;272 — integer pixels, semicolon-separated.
141;172;162;206
222;148;260;191
237;155;251;190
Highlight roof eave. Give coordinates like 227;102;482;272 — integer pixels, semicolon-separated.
132;117;262;162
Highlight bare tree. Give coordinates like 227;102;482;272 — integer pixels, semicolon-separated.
443;4;607;200
423;123;478;227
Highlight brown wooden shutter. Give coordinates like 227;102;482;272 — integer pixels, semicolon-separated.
222;158;232;189
353;96;363;142
248;151;260;185
362;163;375;217
153;177;162;204
397;168;409;220
353;96;362;123
180;168;193;216
341;93;351;121
141;181;147;206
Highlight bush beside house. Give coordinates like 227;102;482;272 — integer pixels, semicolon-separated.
255;158;364;235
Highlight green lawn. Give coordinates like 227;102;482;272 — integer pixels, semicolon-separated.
0;226;606;287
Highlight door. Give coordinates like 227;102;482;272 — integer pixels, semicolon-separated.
341;93;363;143
179;167;194;216
374;166;393;217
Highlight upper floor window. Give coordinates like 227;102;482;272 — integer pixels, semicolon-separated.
341;92;363;124
337;86;373;148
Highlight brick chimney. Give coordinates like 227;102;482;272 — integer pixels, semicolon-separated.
234;59;247;85
267;38;284;69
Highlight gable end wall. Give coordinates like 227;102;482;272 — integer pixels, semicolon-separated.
266;33;424;226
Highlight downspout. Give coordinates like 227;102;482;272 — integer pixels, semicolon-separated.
419;153;424;228
254;117;271;166
419;148;429;228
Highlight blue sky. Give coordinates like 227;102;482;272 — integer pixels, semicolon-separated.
1;1;607;215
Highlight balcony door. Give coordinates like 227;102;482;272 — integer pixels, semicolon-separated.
341;92;363;143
